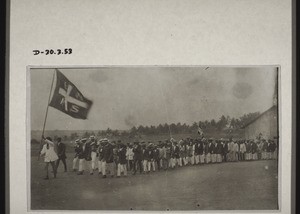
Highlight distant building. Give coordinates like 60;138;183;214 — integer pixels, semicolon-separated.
242;105;278;140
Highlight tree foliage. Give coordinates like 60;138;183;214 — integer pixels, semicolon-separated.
43;111;261;140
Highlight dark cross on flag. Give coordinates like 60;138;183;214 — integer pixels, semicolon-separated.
49;69;93;119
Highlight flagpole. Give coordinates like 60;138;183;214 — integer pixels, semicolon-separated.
38;70;56;160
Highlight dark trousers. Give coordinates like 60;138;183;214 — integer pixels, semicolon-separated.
257;152;261;160
222;153;227;162
156;159;161;170
56;158;67;172
45;161;57;178
240;153;245;161
133;159;142;174
128;160;134;171
163;158;169;170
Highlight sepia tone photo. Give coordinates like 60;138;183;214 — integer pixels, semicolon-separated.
29;66;279;211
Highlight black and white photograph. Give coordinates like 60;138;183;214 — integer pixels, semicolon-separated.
29;66;279;211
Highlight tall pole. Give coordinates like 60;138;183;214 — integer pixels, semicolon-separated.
38;70;56;160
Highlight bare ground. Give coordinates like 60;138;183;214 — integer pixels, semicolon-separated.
31;156;278;211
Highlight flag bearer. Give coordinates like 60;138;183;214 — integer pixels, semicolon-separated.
40;136;58;180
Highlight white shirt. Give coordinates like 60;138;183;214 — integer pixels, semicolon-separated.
233;143;239;152
126;148;134;160
240;143;246;153
40;139;59;162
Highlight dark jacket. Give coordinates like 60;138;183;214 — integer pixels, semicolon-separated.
90;141;98;152
208;143;214;154
270;142;276;152
179;146;185;158
153;148;160;160
57;142;66;159
98;146;104;161
198;141;204;155
144;148;152;161
173;146;180;159
204;143;210;154
194;142;199;155
103;144;114;163
133;145;143;160
213;144;218;154
216;143;223;154
74;144;81;158
222;143;228;154
165;146;171;159
78;143;92;160
246;143;251;153
251;143;258;154
262;142;268;151
118;147;127;164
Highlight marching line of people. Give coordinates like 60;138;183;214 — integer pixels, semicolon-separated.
71;135;278;179
40;135;278;180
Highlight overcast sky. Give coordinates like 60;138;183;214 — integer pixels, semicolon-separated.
30;66;277;131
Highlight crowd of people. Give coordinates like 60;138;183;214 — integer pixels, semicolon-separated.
39;135;278;180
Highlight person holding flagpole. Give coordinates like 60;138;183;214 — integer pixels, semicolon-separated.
40;136;59;180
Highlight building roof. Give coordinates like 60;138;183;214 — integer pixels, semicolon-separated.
241;105;277;129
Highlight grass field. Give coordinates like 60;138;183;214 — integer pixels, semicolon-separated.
31;150;278;211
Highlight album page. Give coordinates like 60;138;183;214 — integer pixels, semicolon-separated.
8;0;292;213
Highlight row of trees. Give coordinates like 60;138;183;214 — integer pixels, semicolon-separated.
64;112;260;140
